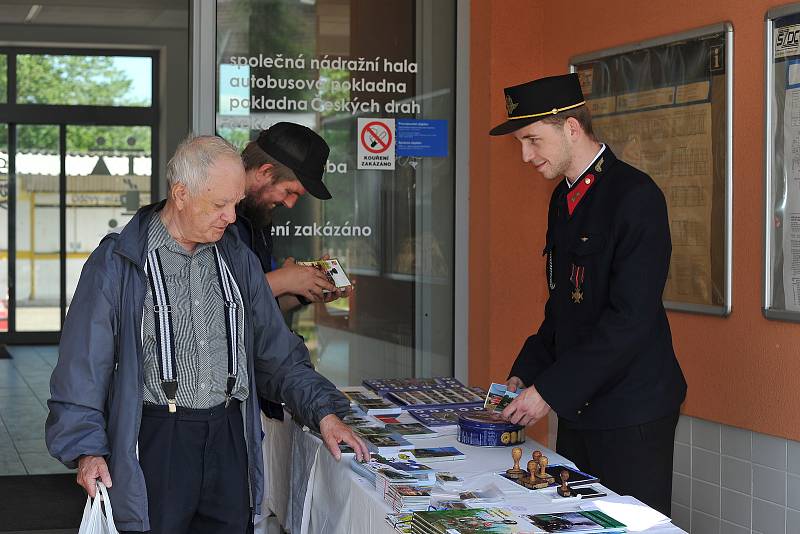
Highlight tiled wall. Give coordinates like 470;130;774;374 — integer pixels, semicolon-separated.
672;415;800;534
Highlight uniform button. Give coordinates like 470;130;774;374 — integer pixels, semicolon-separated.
584;402;590;407
577;410;582;415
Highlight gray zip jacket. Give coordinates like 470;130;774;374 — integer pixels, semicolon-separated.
45;201;349;531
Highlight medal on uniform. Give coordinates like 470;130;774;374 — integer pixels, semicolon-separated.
570;264;585;303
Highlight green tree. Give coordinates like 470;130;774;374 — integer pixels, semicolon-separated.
17;55;139;107
1;54;151;154
0;55;7;104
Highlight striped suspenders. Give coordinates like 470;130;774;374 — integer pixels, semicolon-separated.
145;245;239;413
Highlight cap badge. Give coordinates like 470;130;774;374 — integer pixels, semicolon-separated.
505;95;519;116
594;157;604;173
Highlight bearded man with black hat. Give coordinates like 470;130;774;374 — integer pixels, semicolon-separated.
492;73;686;516
235;122;353;313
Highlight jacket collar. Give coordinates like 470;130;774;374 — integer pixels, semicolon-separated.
114;199;244;269
559;146;618;216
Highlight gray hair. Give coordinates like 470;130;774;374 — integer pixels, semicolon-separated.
166;135;242;194
241;140;298;184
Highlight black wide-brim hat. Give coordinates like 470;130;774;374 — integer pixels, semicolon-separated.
256;122;332;200
489;73;586;136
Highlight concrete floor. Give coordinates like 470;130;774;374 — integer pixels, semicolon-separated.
0;345;72;476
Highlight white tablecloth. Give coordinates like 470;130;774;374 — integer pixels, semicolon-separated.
255;413;686;534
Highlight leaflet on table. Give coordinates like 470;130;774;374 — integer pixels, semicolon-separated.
363;376;467;394
435;471;464;488
384;422;438;438
403;446;466;462
527;510;626;533
484;382;520;412
407;405;487;430
373;412;422;425
580;495;671;531
387;385;486;407
411;508;542;534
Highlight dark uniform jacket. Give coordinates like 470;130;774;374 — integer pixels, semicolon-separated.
510;147;686;430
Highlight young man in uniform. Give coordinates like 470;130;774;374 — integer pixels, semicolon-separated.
491;73;686;516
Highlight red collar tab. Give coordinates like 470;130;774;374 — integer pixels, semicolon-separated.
567;173;596;216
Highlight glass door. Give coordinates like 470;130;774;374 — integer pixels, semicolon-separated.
65;125;152;312
14;124;61;332
0;123;7;334
0;48;157;343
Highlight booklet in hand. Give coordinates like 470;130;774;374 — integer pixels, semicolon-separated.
484;382;520;412
297;258;352;292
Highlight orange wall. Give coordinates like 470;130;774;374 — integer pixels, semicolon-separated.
469;0;800;442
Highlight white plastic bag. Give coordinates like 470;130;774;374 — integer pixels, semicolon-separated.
78;481;120;534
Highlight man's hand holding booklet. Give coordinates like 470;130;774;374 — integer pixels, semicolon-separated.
297;258;353;294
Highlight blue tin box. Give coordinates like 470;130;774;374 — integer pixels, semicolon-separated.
457;412;525;447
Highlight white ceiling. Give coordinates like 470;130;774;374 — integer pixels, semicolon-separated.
0;0;188;29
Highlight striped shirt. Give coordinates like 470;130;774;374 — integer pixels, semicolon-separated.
141;213;249;408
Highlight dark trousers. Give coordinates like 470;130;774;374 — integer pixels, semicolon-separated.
556;411;679;517
120;400;251;534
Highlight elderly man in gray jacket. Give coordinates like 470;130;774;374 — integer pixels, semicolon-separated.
45;135;368;534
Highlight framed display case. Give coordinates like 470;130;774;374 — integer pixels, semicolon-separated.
571;23;733;316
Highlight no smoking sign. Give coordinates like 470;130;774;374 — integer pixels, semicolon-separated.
357;118;395;169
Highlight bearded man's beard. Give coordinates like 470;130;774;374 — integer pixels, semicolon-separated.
239;192;274;229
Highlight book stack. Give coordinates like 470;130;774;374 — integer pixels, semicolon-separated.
384;485;432;512
384;422;438;439
406;446;466;463
339;386;403;416
371;454;436;486
434;471;463;490
354;427;414;456
350;458;417;488
406;405;487;436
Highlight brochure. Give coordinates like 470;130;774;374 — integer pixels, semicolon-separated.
296;258;352;292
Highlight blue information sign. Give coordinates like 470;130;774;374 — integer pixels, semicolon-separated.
396;119;448;157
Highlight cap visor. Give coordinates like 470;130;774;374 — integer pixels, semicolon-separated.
489;117;538;136
298;175;332;200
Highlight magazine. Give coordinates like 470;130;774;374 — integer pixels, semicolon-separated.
412;508;539;534
527;511;625;533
